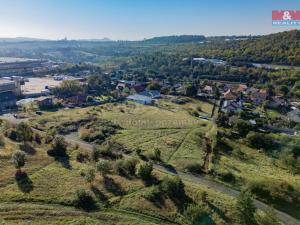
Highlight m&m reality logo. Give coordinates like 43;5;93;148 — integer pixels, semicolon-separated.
272;10;300;26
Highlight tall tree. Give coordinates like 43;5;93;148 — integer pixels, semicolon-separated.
236;190;257;225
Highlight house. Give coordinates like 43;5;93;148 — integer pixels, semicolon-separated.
133;84;146;93
116;80;136;91
203;85;213;94
127;94;152;105
250;89;267;105
197;85;214;98
34;96;53;108
268;95;287;108
287;108;300;123
223;89;239;100
139;90;161;99
65;95;86;105
221;100;243;113
232;84;247;93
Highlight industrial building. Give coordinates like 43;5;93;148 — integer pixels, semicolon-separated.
0;79;17;112
0;57;50;77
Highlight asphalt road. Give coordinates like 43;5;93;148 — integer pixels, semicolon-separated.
1;115;299;225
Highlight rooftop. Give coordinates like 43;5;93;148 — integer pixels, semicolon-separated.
0;57;41;64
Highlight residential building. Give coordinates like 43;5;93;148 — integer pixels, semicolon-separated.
139;90;161;99
223;89;239;100
127;94;152;105
250;89;267;105
221;100;243;113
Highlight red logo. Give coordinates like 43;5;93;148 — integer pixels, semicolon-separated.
272;10;300;20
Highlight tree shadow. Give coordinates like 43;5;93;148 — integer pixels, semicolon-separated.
91;185;108;203
15;171;33;193
207;202;230;223
19;143;36;155
103;176;125;196
55;156;72;169
191;215;216;225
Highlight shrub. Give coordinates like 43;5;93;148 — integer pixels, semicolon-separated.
73;189;97;211
234;119;252;137
5;128;18;141
76;152;90;163
183;204;208;225
16;122;33;143
115;157;138;176
91;146;101;162
84;169;95;185
146;148;161;161
142;186;162;202
0;135;4;147
217;169;236;183
96;160;111;176
246;132;275;150
136;162;153;182
47;136;67;157
160;176;185;199
33;132;42;144
183;162;202;174
256;207;281;225
12;150;26;170
235;190;256;225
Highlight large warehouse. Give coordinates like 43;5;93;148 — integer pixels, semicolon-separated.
0;79;17;112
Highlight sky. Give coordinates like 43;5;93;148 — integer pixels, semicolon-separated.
0;0;299;40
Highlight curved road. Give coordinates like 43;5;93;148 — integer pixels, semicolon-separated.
65;136;300;225
1;115;299;225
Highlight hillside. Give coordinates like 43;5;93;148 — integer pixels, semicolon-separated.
200;30;300;66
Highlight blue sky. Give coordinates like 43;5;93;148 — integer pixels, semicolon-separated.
0;0;299;40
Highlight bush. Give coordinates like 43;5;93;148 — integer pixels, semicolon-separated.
183;162;202;174
5;128;18;141
73;189;97;211
246;132;275;150
160;176;185;199
12;150;26;170
76;152;90;163
115;157;138;176
0;135;4;147
91;147;101;162
183;204;208;225
96;160;111;176
234;119;252;137
146;148;161;161
142;186;162;202
47;136;67;157
136;162;153;182
217;169;236;183
33;132;42;144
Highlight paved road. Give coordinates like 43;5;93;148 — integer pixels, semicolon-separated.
1;115;299;225
63;136;300;225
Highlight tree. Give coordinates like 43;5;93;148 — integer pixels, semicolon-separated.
96;160;110;176
136;162;153;182
53;80;83;98
47;136;67;157
246;132;274;151
184;84;198;97
234;119;252;137
16;122;32;144
147;81;161;90
235;190;257;225
84;169;95;186
160;176;185;199
74;189;96;211
12;150;26;171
